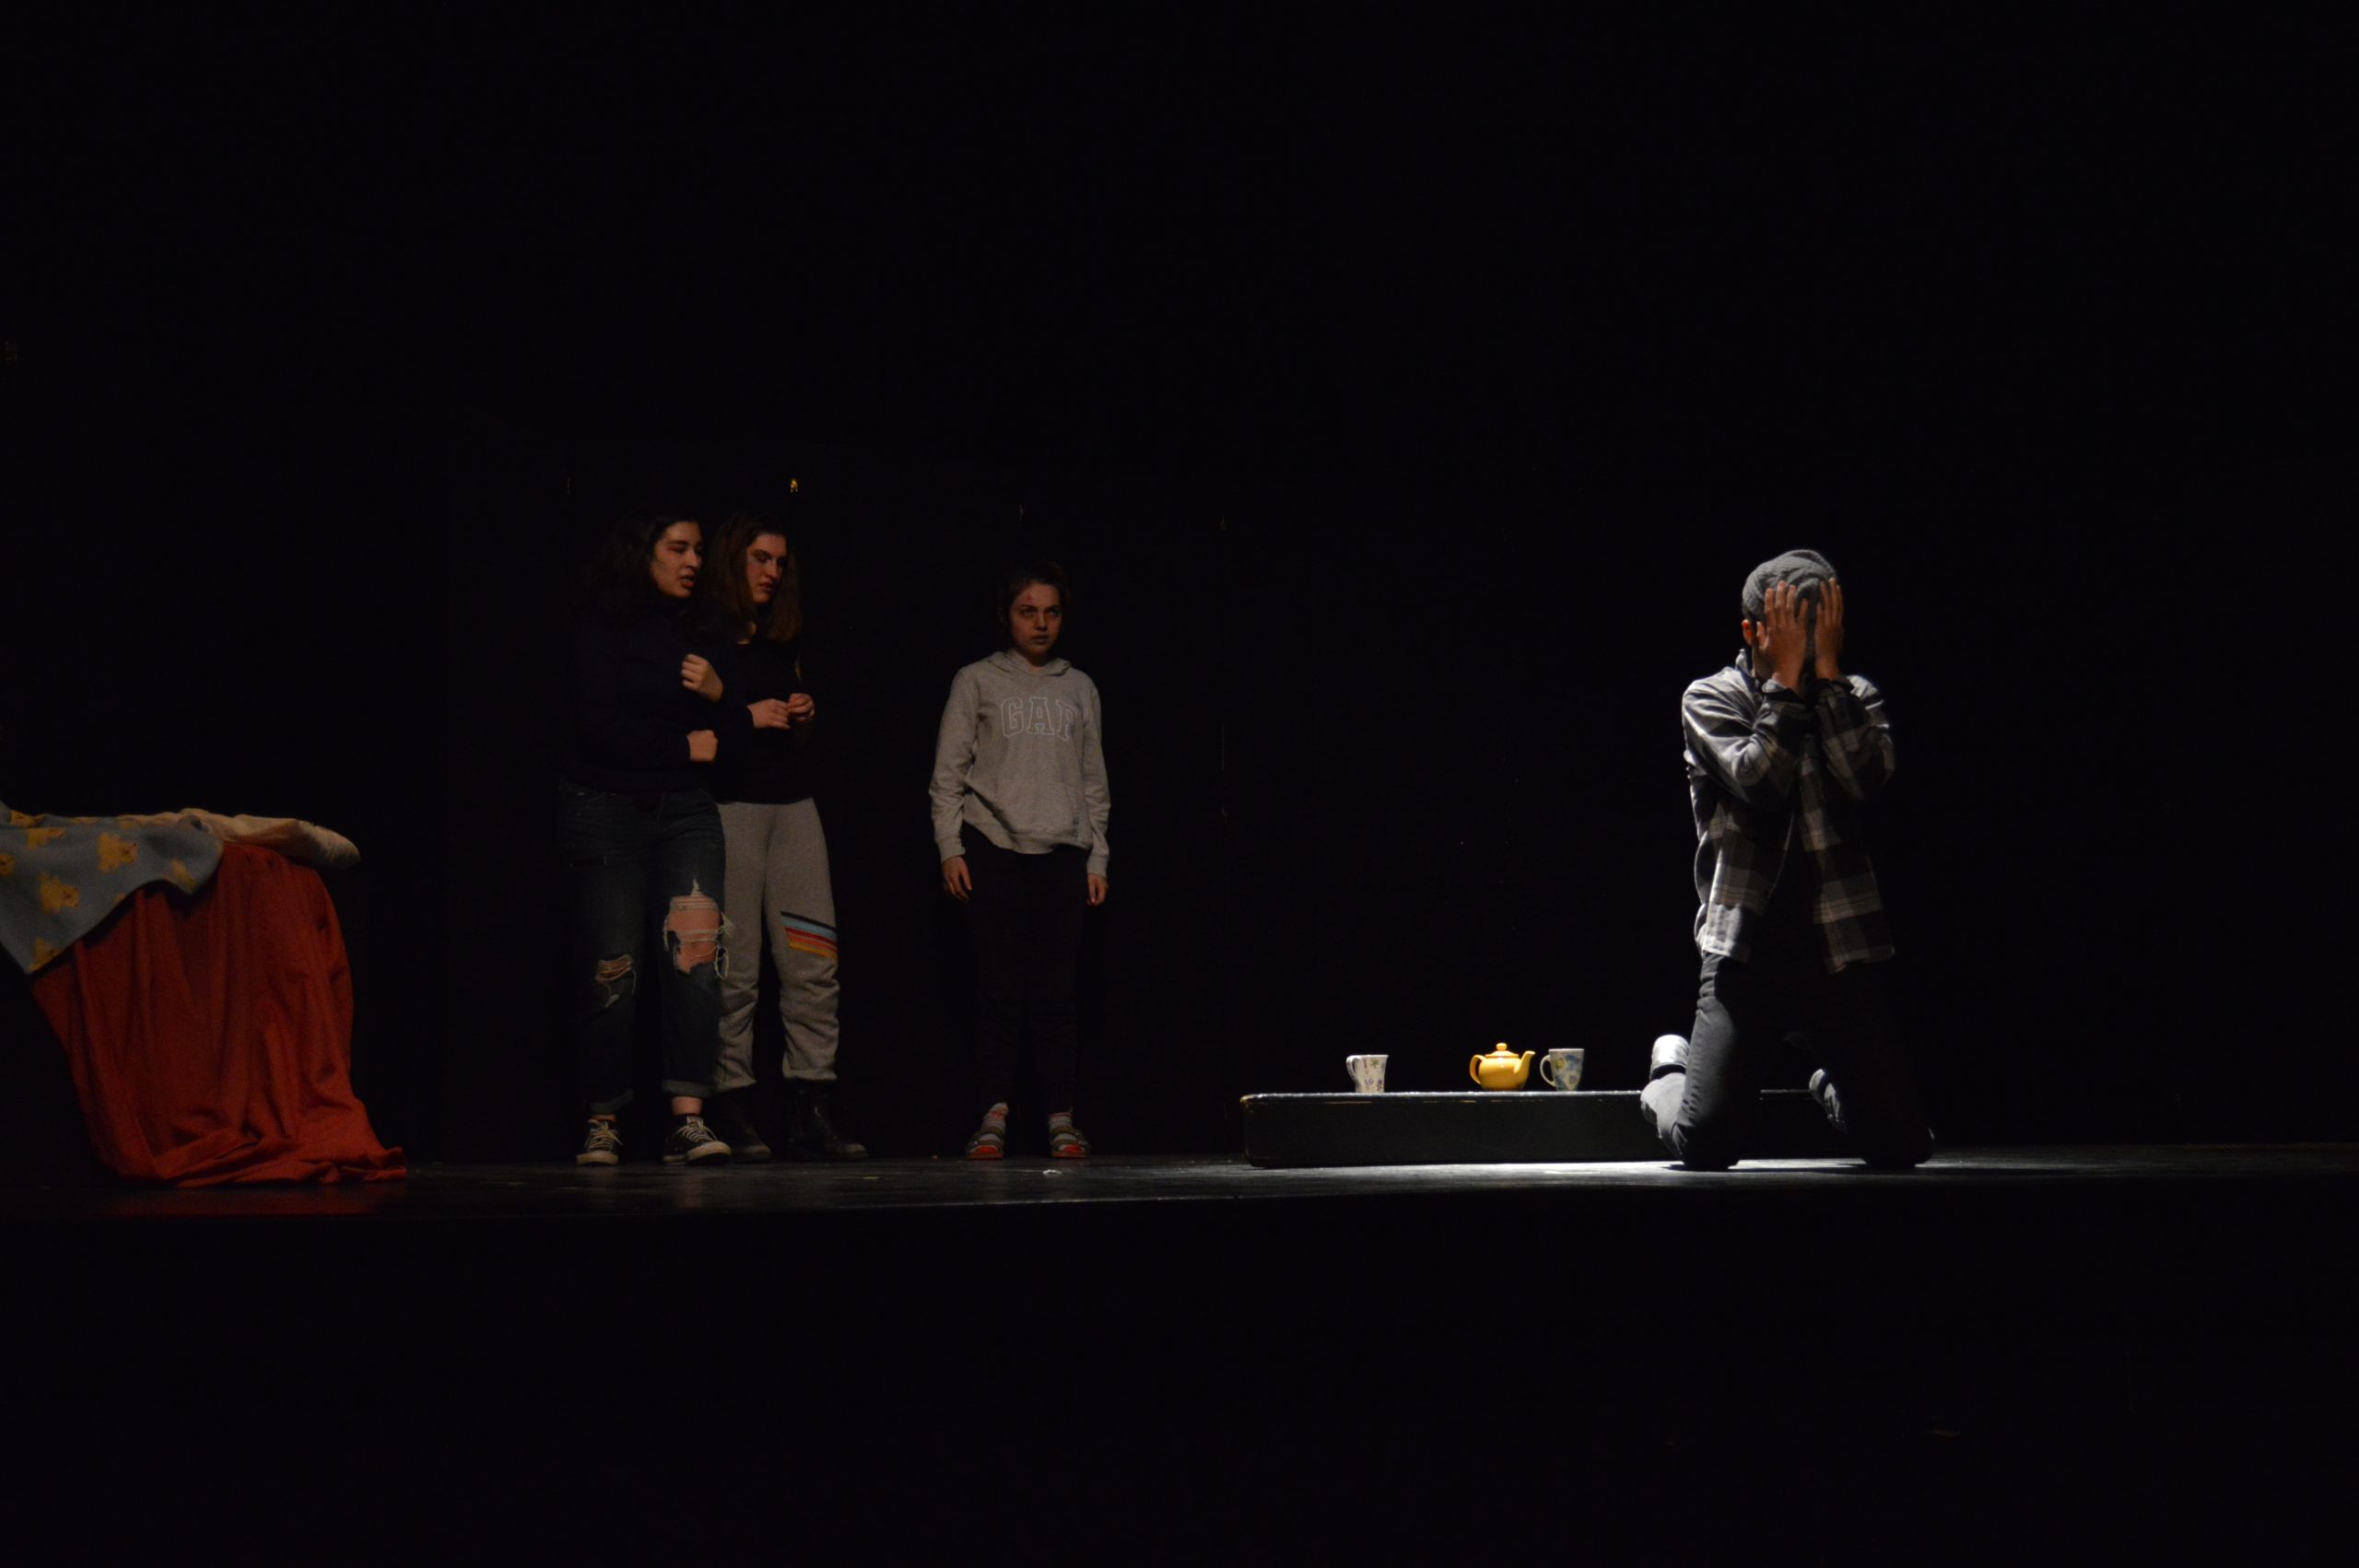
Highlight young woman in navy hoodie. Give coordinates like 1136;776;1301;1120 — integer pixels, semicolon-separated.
560;506;745;1166
929;563;1111;1159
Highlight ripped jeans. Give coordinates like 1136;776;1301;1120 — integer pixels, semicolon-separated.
559;780;728;1113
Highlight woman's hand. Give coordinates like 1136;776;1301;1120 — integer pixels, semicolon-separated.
687;730;719;763
942;856;972;903
681;656;722;701
749;695;815;731
1087;873;1109;907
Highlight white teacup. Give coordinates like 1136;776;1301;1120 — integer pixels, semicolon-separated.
1539;1047;1585;1091
1346;1054;1389;1094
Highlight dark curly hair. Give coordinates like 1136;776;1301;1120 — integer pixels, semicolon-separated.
995;560;1072;645
577;503;704;621
706;510;803;643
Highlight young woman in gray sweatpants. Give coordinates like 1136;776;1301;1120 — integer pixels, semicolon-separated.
699;509;866;1161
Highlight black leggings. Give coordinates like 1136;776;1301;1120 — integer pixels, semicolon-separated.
961;825;1088;1115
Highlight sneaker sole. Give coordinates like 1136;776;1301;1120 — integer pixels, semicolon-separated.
1051;1144;1089;1159
966;1146;1003;1161
576;1152;621;1167
664;1143;732;1165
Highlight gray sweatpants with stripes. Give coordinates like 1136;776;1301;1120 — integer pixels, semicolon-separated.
714;798;841;1089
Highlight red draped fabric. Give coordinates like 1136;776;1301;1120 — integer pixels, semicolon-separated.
30;844;405;1185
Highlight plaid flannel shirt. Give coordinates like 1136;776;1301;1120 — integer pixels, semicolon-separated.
1682;653;1895;973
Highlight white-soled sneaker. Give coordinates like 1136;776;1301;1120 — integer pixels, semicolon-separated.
662;1115;731;1165
577;1118;623;1166
1808;1069;1841;1125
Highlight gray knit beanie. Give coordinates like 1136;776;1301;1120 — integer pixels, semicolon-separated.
1742;549;1837;623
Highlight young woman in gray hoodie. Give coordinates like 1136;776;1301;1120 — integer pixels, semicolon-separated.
929;563;1110;1158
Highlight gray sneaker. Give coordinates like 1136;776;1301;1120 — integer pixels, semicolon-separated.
577;1118;623;1166
1648;1034;1689;1082
1808;1069;1841;1127
663;1115;731;1165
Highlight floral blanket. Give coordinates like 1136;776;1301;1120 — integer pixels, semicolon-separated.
3;802;227;973
2;802;365;971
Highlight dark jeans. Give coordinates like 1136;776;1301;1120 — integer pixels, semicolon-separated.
559;780;727;1112
962;825;1087;1115
1642;951;1932;1170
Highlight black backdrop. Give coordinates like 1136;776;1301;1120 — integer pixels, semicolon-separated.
6;13;2342;1159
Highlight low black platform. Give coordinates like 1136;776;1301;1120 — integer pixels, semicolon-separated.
1241;1087;1841;1165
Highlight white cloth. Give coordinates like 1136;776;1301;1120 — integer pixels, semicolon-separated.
120;809;361;870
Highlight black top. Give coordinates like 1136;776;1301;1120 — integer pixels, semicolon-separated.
711;635;814;804
560;603;747;794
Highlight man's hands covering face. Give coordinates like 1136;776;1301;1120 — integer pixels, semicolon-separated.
1813;578;1845;683
1751;578;1846;689
1755;579;1810;690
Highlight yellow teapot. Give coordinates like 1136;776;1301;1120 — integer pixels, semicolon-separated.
1469;1042;1536;1091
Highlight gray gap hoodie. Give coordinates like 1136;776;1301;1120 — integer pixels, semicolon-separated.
930;650;1110;877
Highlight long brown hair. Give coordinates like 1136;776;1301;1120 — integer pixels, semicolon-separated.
578;503;700;620
706;510;803;642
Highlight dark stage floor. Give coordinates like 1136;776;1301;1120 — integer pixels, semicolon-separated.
14;1141;2359;1217
14;1147;2354;1560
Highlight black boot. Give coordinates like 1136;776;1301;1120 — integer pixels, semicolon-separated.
705;1090;771;1162
784;1082;867;1161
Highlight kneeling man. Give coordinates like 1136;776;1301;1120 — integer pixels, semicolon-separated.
1643;550;1933;1170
